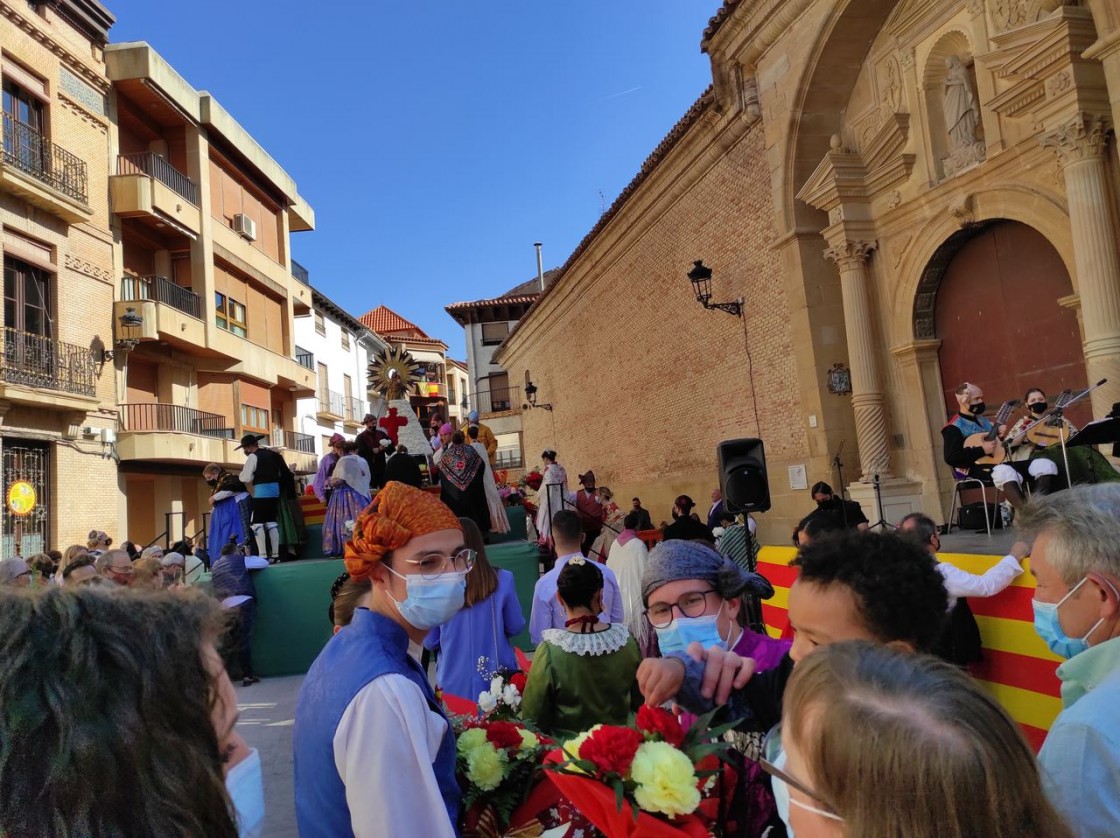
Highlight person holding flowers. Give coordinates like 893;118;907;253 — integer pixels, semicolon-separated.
520;555;641;737
293;481;473;837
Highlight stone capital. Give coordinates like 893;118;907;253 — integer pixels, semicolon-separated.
1040;113;1111;167
824;240;876;271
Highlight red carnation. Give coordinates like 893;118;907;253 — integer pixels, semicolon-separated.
579;726;644;777
484;720;524;751
636;704;686;747
509;672;528;693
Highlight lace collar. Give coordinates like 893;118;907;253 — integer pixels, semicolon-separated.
540;623;631;656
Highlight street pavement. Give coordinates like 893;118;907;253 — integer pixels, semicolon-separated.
235;675;304;838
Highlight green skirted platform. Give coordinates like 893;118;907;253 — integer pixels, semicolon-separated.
249;540;541;677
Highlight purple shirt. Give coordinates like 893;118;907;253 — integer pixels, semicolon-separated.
311;452;339;503
423;569;525;701
529;552;624;645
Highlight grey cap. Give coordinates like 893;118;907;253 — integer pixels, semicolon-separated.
641;539;774;606
0;558;31;584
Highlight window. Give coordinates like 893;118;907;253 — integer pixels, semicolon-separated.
314;309;325;336
343;374;355;420
486;373;511;412
481;321;509;346
240;404;269;433
4;257;50;336
215;292;247;338
2;79;45;171
341;329;350;350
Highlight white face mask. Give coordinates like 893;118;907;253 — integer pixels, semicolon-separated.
770;748;844;836
226;747;265;838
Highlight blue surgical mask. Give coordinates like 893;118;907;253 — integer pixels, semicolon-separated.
226;747;264;838
1032;577;1115;659
655;608;728;657
386;567;467;630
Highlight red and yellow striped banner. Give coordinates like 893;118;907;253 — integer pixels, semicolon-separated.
299;495;327;526
756;546;1061;752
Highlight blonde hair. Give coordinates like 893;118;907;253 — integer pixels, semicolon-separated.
55;545;89;583
784;642;1072;838
131;557;163;590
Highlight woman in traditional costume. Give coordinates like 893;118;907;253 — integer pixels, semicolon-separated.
520;556;640;738
436;432;490;538
534;449;571;548
203;463;252;554
466;425;510;535
312;433;345;505
323;442;372;558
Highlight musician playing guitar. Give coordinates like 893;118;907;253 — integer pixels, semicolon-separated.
1007;388;1078;461
942;382;1059;510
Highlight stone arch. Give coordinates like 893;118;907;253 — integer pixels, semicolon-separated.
921;29;983;180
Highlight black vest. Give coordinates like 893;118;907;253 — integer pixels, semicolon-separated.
252;447;285;485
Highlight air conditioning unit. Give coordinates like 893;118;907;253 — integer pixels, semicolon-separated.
232;213;257;242
100;427;117;444
80;426;99;439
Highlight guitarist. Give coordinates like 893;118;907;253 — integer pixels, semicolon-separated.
942;382;1058;509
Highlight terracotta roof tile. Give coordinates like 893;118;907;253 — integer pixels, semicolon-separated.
700;0;742;53
358;305;424;336
497;87;715;354
445;294;538;312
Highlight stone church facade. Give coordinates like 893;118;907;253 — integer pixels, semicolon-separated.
496;0;1120;543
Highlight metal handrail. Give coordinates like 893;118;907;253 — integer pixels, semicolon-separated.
120;274;202;319
291;260;310;285
0;327;96;396
343;395;366;423
472;385;521;414
120;403;234;437
272;428;315;453
117;152;199;205
2;113;88;203
295;346;315;370
318;389;345;417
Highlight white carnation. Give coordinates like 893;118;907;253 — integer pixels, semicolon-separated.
489;675;505;696
502;684;522;708
478;690;497;713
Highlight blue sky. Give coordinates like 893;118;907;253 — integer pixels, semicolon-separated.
107;1;716;358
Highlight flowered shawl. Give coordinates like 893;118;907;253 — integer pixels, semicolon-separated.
437;442;483;492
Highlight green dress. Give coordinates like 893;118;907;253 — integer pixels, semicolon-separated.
520;623;641;738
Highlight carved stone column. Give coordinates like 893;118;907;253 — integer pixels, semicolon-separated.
1042;114;1120;419
824;241;892;479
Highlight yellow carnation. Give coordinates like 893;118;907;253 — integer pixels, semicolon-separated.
457;727;488;757
561;725;602;774
518;728;540;750
630;741;701;818
466;742;508;791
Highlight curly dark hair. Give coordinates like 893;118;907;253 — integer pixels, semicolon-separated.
0;587;237;836
557;559;604;611
791;530;948;652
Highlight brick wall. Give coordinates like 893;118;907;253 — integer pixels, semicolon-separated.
507;122;814;543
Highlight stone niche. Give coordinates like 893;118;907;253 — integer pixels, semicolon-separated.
923;30;987;180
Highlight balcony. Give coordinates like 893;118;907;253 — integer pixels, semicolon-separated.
0;328;97;405
317;389;345;422
121;275;202;319
419;381;447;399
295;346;315;370
474;386;521;416
291;260;310;285
342;395;366;430
494;449;524;469
272;427;315;454
110;153;201;236
117;403;237;466
1;114;91;222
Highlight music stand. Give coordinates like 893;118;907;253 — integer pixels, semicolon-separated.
1066;417;1120;449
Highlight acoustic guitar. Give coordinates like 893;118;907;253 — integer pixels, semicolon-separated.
1025;389;1076;449
964;400;1020;466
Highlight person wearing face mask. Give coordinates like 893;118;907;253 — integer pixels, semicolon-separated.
764;641;1072;838
1006;388;1076;461
1017;485;1120;837
520;555;641;737
203;463;255;555
293;481;469;838
942;381;1059;510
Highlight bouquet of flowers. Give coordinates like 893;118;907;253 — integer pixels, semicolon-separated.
455;718;551;836
476;672;528;721
520;470;543;492
543;706;737;837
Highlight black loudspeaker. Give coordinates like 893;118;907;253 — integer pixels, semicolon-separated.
717;438;771;514
1112;402;1120;459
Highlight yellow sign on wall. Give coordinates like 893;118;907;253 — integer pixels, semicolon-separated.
7;481;37;516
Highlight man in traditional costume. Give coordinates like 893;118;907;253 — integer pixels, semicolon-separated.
293;482;468;837
459;410;497;464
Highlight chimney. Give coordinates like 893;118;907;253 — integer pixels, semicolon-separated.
534;242;544;292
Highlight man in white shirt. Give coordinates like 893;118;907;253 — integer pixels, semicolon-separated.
529;509;623;644
898;512;1027;606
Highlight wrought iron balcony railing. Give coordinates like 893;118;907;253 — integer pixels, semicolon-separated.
318;389;345;417
295;347;315;370
494;449;524;469
2;113;88;204
0;327;96;397
472;385;520;414
120;275;202;319
120;403;234;438
272;428;315;453
344;396;366;423
116;152;199;205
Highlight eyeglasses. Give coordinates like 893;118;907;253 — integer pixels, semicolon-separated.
644;589;719;628
399;548;476;580
758;724;841;820
110;565;134;575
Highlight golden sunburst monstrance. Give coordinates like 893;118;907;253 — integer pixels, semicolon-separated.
368;345;425;401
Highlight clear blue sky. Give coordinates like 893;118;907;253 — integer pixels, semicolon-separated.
107;1;716;358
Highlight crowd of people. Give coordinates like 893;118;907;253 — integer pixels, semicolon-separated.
3;433;1118;837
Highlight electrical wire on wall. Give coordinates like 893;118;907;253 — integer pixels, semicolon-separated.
739;302;762;437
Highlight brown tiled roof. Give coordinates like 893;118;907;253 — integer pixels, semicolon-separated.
445;294;538;312
700;0;742;53
360;305;448;350
497;86;715;355
448;358;468;371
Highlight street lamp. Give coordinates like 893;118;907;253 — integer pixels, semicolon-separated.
103;307;144;360
523;380;553;411
688;260;742;317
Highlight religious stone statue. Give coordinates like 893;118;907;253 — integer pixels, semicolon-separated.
943;56;980;152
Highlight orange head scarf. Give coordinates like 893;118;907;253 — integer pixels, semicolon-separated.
344;481;462;581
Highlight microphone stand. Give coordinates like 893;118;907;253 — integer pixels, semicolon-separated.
867;473;895;531
832;442;848;528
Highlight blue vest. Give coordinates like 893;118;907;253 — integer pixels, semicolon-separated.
210;554;255;600
293;609;461;837
949;413;992;437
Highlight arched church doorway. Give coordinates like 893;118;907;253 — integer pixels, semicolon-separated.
929;220;1089;428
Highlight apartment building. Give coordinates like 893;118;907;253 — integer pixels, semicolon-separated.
1;0;119;556
359;305;451;427
106;42;316;547
294;275;387;457
445;358;468;427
